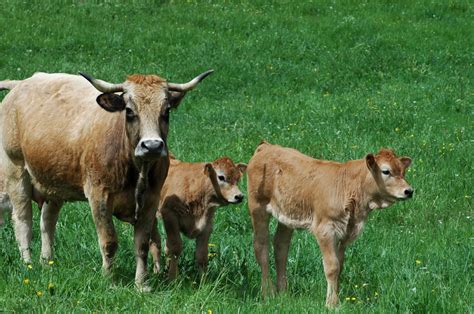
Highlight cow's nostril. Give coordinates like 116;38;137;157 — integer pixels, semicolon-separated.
404;188;413;197
235;194;244;202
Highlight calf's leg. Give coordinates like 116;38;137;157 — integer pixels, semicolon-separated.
195;227;212;274
274;222;294;292
314;224;340;308
149;218;161;274
250;205;273;298
163;213;182;280
40;200;62;262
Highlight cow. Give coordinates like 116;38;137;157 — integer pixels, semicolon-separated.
246;141;413;307
148;155;246;279
0;69;212;290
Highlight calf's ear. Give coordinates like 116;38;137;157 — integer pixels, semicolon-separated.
168;91;186;109
204;163;216;177
96;93;126;112
400;157;412;169
365;153;379;174
237;163;247;174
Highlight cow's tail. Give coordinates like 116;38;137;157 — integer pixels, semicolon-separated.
0;80;20;91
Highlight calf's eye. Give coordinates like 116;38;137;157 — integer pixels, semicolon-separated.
218;175;226;182
382;169;390;175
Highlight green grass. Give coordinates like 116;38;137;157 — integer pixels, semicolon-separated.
0;0;472;312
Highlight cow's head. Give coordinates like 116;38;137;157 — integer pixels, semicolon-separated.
204;157;246;205
366;148;413;204
80;70;213;162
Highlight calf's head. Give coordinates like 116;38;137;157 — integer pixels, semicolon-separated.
366;148;413;203
80;70;213;162
204;157;247;204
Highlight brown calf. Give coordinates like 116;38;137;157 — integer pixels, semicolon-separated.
149;156;246;279
247;141;413;307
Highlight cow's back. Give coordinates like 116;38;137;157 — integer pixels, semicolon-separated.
0;73;129;200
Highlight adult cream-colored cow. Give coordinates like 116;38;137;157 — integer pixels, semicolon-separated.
148;155;246;278
0;69;212;289
247;141;413;307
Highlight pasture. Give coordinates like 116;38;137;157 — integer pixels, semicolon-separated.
0;1;472;312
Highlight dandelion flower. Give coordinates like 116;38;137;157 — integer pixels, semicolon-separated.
345;297;351;301
416;259;422;265
208;243;216;248
27;264;33;270
208;309;213;314
48;283;54;289
23;278;30;285
351;297;356;301
48;260;54;265
36;291;43;297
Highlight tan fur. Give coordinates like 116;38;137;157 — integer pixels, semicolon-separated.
247;141;413;307
0;72;199;289
149;157;246;278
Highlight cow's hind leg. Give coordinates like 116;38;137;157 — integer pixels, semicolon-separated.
250;202;273;298
40;200;63;262
149;218;161;274
274;222;294;292
7;165;33;263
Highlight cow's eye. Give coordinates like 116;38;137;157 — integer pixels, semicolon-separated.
218;175;226;182
125;107;136;120
382;169;390;176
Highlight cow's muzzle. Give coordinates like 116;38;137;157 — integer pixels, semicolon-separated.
135;138;166;159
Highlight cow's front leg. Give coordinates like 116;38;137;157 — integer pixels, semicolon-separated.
89;196;117;275
314;224;340;308
40;200;63;263
134;205;155;291
149;217;161;274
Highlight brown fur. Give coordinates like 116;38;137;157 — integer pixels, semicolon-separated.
247;142;413;307
149;156;246;278
0;71;202;289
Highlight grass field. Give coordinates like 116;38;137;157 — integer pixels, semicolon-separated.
0;1;472;312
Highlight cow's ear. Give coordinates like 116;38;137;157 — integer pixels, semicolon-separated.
237;163;247;174
96;93;125;112
168;91;186;109
365;153;378;174
400;157;412;169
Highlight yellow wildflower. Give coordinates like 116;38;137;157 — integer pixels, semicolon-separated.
27;264;33;269
23;278;30;285
208;243;216;248
48;283;54;289
345;297;350;301
351;297;356;301
395;127;400;132
48;260;54;265
208;310;213;314
416;259;422;265
36;291;43;297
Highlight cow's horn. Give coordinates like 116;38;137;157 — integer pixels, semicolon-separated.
167;69;214;92
79;72;124;93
